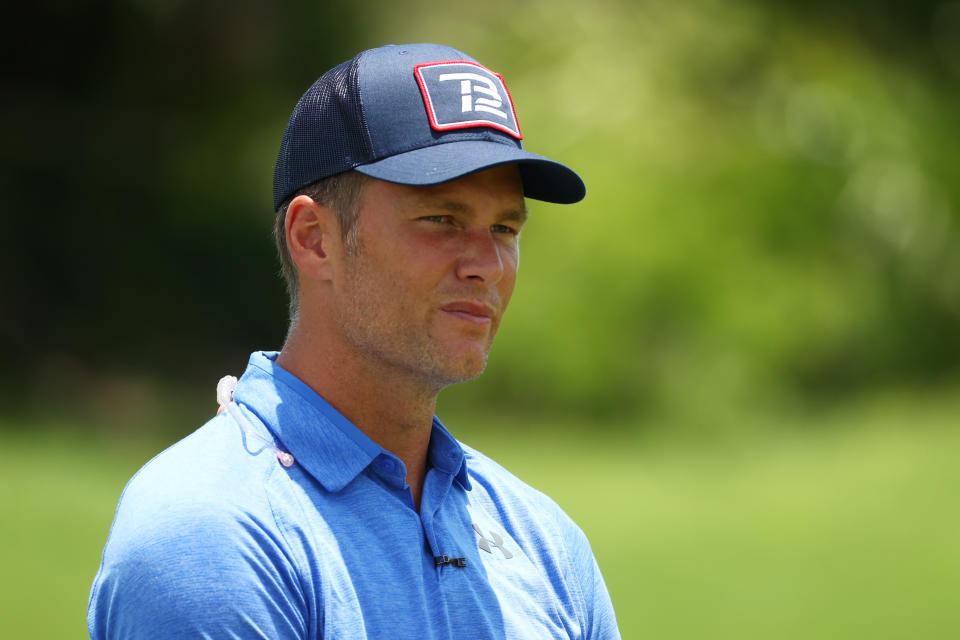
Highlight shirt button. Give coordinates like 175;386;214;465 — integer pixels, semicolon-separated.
377;457;396;474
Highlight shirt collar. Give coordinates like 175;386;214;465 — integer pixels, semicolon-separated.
429;415;472;491
233;351;470;492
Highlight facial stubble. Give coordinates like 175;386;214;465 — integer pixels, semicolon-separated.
335;242;495;395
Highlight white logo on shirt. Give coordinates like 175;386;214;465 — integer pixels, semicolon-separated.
473;523;513;559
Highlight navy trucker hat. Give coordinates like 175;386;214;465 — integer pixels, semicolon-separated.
272;43;585;210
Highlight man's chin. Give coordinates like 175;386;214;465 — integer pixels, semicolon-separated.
433;349;490;388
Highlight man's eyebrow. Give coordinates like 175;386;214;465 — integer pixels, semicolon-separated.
499;207;529;224
430;199;528;223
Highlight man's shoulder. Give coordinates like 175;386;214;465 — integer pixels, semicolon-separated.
128;412;275;490
110;412;286;540
461;442;554;498
89;413;309;639
459;441;579;534
94;412;296;597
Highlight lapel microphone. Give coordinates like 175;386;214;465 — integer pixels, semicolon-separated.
434;555;468;568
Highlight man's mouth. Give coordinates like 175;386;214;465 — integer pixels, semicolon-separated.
440;301;496;324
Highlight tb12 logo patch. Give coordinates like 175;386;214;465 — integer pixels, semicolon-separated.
414;61;522;139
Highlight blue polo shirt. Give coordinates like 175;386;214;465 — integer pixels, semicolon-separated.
88;351;619;639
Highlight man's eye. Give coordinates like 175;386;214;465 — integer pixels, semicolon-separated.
421;215;450;224
491;224;518;235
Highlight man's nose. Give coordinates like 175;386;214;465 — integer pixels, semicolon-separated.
455;228;504;284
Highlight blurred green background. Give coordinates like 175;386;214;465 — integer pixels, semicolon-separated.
3;0;959;637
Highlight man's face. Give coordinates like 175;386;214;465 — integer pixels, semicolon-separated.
330;164;526;391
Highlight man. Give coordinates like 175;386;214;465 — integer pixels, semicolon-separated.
88;43;620;639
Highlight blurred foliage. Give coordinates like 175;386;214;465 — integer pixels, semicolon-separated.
3;0;960;430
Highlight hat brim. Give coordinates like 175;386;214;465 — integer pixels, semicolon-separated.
353;140;585;204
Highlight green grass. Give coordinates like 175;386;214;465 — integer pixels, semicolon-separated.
2;395;958;638
0;428;160;638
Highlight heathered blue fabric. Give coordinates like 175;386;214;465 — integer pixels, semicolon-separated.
88;351;620;639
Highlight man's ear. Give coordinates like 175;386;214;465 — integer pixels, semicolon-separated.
285;195;339;282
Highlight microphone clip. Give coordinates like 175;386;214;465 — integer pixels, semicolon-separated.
434;555;467;568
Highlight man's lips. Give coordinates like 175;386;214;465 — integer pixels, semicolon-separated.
440;301;496;324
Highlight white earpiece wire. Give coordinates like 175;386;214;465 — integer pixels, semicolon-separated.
217;375;295;467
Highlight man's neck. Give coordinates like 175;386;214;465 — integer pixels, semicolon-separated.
276;324;438;511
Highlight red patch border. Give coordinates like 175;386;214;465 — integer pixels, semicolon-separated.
414;60;523;140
